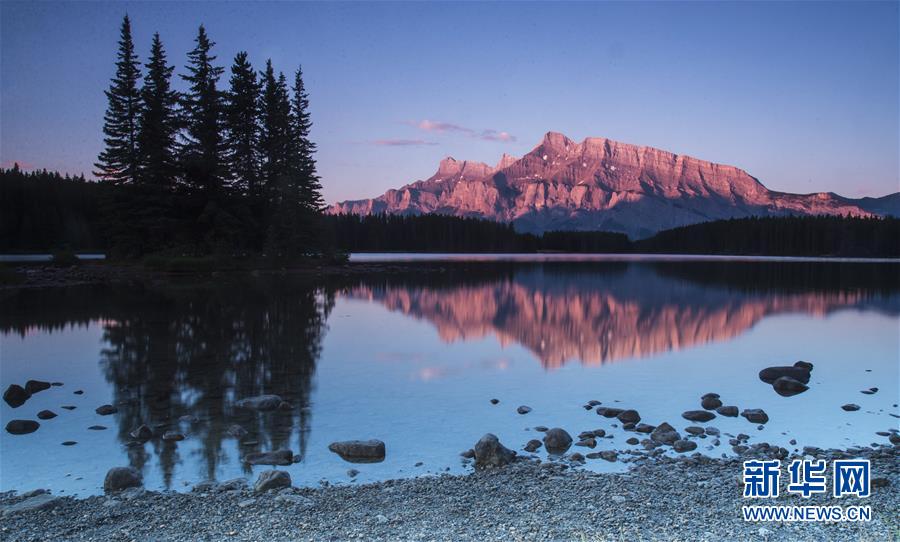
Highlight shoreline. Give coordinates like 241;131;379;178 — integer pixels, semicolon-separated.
1;454;897;541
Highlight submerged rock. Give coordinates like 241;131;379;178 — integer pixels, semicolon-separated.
772;376;809;397
103;467;142;493
254;470;291;493
716;405;739;417
759;366;810;385
328;440;386;463
244;449;293;466
6;420;39;435
741;409;769;424
473;433;516;468
542;428;573;454
682;410;715;423
236;395;285;411
3;385;30;408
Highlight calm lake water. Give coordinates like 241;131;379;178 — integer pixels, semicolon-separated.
1;256;898;496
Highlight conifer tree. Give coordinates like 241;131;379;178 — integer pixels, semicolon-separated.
258;60;292;190
138;33;179;187
94;15;142;184
180;25;225;192
290;66;324;211
224;52;261;196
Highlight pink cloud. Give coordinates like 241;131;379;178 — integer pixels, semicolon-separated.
372;139;439;147
405;119;517;143
479;129;516;142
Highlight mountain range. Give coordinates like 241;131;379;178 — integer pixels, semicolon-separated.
328;132;899;239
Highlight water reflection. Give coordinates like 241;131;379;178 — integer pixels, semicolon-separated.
0;260;897;490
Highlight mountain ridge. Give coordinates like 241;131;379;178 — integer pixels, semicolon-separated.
329;131;899;239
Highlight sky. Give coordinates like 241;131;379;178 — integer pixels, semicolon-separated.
1;1;898;204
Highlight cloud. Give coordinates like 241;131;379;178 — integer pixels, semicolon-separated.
405;119;516;143
371;139;439;147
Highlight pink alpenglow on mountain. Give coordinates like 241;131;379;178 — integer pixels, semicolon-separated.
329;132;899;239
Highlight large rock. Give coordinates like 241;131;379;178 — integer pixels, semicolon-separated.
328;440;386;463
650;422;681;445
772;376;809;397
236;395;285;411
542;428;573;454
254;470;291;493
716;405;739;417
741;409;769;424
473;433;516;468
103;467;142;493
759;366;810;384
617;410;641;424
24;380;52;394
3;385;30;408
5;420;39;435
243;449;293;466
682;410;715;423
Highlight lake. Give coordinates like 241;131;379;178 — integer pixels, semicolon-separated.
1;256;898;496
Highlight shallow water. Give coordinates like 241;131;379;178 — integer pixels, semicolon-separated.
1;256;898;496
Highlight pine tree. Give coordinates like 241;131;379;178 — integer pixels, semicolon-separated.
180;25;225;193
138;33;179;187
94;15;142;184
290;66;324;211
224;52;261;196
258;60;292;190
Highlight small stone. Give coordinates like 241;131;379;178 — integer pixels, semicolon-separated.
673;439;698;453
682;410;715;423
37;410;57;420
490;398;499;405
716;405;739;417
741;409;769;424
626;437;639;445
524;439;542;453
61;441;77;446
599;450;618;462
236;395;284;411
254;470;291;493
328;440;386;463
61;405;76;410
226;424;248;439
685;426;705;436
375;514;389;524
347;469;359;477
841;404;860;412
95;404;118;416
516;405;532;415
617;410;641;424
701;394;723;410
88;425;107;430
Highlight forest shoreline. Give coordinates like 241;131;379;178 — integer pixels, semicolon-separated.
1;454;898;541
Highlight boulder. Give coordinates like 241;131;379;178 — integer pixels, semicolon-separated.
516;405;532;415
617;410;641;424
244;449;293;466
682;410;716;423
3;385;30;408
673;439;698;453
95;405;118;416
103;467;142;493
523;439;542;453
741;409;769;424
254;470;291;493
5;420;39;435
24;380;52;394
716;405;739;417
328;440;386;463
772;376;809;397
650;422;681;445
473;433;516;468
759;366;810;385
542;428;573;454
36;410;57;420
236;395;284;411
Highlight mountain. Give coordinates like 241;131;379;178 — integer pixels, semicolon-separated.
328;131;899;239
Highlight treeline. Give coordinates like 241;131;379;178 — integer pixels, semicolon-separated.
89;16;324;257
635;215;899;258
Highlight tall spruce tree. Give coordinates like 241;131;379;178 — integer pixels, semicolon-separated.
290;66;324;211
180;25;225;193
94;15;142;184
138;33;179;187
224;52;261;196
258;60;292;191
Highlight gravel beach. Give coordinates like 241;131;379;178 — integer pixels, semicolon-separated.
2;453;897;542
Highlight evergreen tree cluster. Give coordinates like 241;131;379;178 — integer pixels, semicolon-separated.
93;16;323;257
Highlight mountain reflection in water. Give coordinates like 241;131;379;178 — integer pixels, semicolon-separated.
0;259;897;490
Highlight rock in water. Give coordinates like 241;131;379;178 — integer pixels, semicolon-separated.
523;439;542;453
701;393;723;410
516;405;532;415
236;395;285;411
129;425;153;441
759;366;810;385
793;361;814;371
673;439;698;453
6;420;39;435
254;470;291;493
24;380;52;394
328;440;386;463
617;410;641;424
37;410;57;420
716;405;739;417
103;467;142;493
597;407;624;418
95;405;118;416
490;398;499;405
3;385;30;408
682;410;716;423
243;449;293;466
741;409;770;424
772;376;809;397
542;428;574;454
473;433;516;468
841;404;860;412
650;422;681;445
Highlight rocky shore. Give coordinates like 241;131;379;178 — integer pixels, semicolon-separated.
2;453;897;542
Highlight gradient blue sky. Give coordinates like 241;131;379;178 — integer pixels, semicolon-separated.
1;1;898;203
